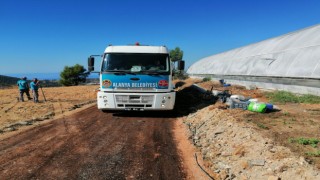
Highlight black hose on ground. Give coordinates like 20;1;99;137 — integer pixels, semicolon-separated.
194;153;215;180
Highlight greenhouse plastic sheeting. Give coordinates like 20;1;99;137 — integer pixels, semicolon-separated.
187;24;320;79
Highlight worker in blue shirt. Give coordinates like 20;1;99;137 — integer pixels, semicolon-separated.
30;78;40;103
17;77;32;102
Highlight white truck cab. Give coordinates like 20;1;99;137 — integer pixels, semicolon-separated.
88;43;185;111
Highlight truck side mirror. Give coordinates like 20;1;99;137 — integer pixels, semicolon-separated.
88;57;95;72
177;60;185;70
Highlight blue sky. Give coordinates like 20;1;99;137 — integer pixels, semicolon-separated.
1;0;320;74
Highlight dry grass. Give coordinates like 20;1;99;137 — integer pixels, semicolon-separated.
0;85;98;129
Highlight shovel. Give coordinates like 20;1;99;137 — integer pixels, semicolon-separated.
40;86;47;102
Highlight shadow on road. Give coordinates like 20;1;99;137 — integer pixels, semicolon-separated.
113;83;216;118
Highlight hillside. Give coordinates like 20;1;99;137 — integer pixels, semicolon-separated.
0;75;20;88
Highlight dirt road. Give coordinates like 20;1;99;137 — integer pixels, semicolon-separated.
2;80;319;179
0;106;189;179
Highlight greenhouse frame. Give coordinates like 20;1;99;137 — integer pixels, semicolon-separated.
187;24;320;95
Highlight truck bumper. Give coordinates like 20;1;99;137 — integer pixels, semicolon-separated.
97;92;176;111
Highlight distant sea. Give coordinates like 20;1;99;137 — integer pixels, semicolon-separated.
4;73;99;80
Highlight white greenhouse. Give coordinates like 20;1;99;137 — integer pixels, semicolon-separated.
187;24;320;95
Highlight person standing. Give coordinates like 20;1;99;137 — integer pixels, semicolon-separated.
30;78;40;103
17;77;32;102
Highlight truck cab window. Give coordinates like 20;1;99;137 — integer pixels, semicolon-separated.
102;53;169;74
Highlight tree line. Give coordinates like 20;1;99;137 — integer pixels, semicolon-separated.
59;47;184;86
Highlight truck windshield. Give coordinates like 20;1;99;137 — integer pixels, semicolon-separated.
102;53;170;74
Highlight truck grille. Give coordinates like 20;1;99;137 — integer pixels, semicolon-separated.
115;95;154;104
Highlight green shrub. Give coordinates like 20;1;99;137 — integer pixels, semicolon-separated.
289;137;320;147
202;77;211;82
298;94;320;104
306;151;320;157
173;70;189;80
266;91;320;104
